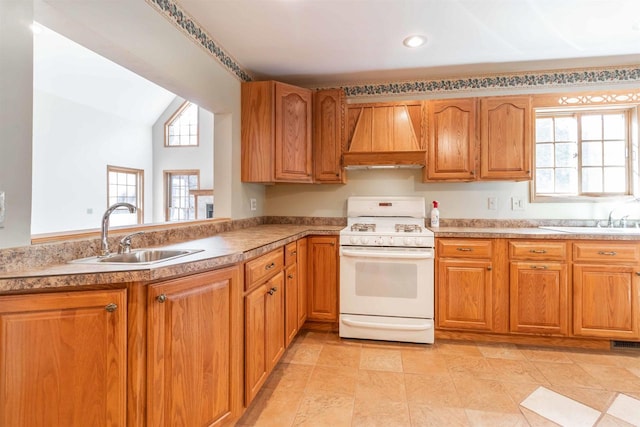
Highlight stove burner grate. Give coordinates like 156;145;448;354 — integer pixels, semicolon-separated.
395;224;423;233
350;223;376;232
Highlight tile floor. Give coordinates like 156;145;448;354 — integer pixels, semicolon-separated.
236;330;640;427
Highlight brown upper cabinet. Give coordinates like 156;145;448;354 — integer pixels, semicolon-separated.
479;95;532;181
343;101;427;167
241;80;313;183
313;89;345;183
424;98;477;181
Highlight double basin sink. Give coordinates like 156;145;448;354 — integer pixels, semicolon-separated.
72;248;203;265
539;226;640;235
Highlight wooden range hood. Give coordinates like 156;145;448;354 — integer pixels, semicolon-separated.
343;101;427;168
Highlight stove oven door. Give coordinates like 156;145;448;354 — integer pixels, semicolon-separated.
339;246;434;319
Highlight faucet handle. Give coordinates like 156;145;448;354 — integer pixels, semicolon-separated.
118;231;145;254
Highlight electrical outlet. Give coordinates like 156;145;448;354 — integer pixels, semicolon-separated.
511;196;525;211
250;198;257;211
488;197;498;211
0;191;5;227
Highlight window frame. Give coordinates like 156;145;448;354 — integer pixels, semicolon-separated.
163;169;200;221
106;165;144;224
164;101;199;147
530;91;640;204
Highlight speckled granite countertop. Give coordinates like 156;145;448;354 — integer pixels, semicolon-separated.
0;225;342;294
432;226;640;240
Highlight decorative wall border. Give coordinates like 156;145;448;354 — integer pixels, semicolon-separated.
145;0;253;82
145;0;640;96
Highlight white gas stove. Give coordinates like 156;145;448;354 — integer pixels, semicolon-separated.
339;196;435;344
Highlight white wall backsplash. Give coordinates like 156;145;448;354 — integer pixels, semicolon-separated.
265;168;636;223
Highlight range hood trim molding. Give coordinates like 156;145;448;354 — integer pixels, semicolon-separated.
342;150;427;169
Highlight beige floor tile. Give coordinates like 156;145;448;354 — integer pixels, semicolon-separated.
316;343;362;369
263;362;313;392
294;330;330;344
563;349;621;366
408;402;470;427
401;349;450;374
355;369;406;402
352;398;411;427
519;407;562;426
452;377;521;413
359;347;403;372
436;340;484;357
533;361;604;389
405;371;462;408
237;388;302;427
578;363;640;393
596;414;637;427
484;358;549;384
305;365;359;395
610;353;640;370
476;342;526;361
464;409;529;427
519;347;574;364
281;343;323;365
501;381;541;404
546;385;617;412
292;390;354;427
445;354;492;377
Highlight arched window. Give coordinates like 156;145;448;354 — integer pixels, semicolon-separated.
165;101;198;146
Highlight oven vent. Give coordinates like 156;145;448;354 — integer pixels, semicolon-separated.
611;340;640;350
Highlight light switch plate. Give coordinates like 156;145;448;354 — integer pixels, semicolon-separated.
250;198;257;211
511;196;525;211
0;191;5;227
488;197;498;211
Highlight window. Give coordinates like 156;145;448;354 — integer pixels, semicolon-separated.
107;165;143;225
534;108;632;199
165;101;199;146
164;170;199;221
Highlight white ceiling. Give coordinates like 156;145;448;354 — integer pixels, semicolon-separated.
176;0;640;86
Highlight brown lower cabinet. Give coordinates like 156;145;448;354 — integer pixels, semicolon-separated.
147;266;243;427
307;235;339;322
0;289;127;427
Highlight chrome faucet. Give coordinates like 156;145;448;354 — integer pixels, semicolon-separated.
100;202;136;257
118;231;144;254
606;198;640;228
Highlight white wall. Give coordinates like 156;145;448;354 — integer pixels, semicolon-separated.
152;97;215;222
31;90;153;234
0;1;33;248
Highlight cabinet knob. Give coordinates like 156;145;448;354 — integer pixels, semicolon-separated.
156;294;167;303
287;274;294;279
268;286;278;295
487;266;492;271
330;242;335;246
291;251;297;255
265;262;276;270
105;303;118;312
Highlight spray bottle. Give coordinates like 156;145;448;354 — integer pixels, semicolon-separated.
430;200;440;228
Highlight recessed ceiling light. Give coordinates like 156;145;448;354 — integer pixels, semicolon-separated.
402;35;427;48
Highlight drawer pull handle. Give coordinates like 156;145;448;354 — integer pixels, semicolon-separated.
265;262;276;270
529;249;547;254
598;251;617;256
105;303;118;312
531;265;548;270
456;248;473;252
156;294;167;303
268;286;278;295
291;251;297;255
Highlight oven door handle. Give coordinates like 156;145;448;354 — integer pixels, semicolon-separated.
340;248;434;260
342;318;433;331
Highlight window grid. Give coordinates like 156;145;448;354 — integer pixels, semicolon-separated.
106;166;143;224
165;171;199;221
534;109;630;198
165;101;199;147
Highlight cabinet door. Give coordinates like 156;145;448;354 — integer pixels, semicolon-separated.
275;82;313;182
266;271;286;369
284;263;298;346
425;98;477;181
297;238;309;329
480;96;532;180
0;289;126;427
245;283;269;404
573;264;639;340
148;267;242;427
307;236;339;322
510;261;569;335
313;89;345;183
241;81;276;182
437;258;494;331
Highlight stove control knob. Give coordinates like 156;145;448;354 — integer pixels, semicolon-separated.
404;237;415;246
416;237;425;246
376;236;386;246
360;236;370;245
388;236;394;245
350;236;359;244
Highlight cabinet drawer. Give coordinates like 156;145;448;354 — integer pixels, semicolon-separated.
245;249;284;290
437;239;492;259
285;242;298;266
573;242;640;264
509;241;567;261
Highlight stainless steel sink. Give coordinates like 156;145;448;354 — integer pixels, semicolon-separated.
71;248;203;265
539;226;640;235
